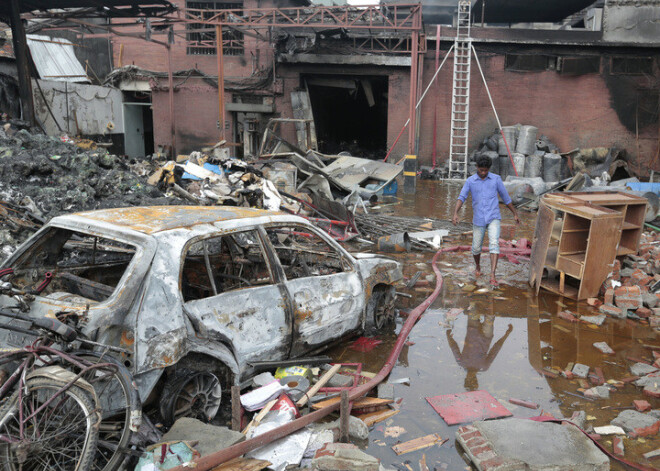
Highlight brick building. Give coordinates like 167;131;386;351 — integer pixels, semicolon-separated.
109;0;660;172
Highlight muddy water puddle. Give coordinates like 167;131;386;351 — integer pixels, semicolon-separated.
327;181;660;470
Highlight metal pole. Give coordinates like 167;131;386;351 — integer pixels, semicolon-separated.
432;25;440;169
407;30;419;155
481;0;486;26
9;0;35;126
166;45;176;157
216;25;226;141
471;44;518;176
383;44;454;162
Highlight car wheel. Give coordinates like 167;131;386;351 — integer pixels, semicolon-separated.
159;369;223;426
369;286;396;330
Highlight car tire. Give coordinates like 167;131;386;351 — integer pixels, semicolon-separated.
367;285;396;330
159;368;223;426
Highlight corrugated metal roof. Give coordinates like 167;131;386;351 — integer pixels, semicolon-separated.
27;34;90;83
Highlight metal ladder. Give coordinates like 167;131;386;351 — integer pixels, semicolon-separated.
448;1;472;178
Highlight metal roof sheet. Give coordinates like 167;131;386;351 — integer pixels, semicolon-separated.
27;34;89;83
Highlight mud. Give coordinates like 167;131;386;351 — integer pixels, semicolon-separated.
327;180;659;470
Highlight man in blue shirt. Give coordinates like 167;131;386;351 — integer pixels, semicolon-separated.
452;155;520;286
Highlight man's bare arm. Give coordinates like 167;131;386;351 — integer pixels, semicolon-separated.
452;200;463;225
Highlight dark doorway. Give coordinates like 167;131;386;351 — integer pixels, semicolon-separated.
123;91;154;158
305;75;388;159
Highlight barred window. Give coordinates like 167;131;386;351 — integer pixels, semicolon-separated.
187;1;244;56
504;54;555;72
611;57;654;75
558;56;600;76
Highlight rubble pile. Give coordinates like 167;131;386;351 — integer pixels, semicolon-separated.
597;231;660;328
0;125;178;256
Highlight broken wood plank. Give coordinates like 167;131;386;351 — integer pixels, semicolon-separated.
210;457;271;471
311;396;393;411
392;433;445;455
356;409;399;427
297;364;341;407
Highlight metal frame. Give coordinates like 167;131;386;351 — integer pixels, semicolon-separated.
173;2;424;153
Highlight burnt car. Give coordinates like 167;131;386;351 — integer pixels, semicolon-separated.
0;206;402;423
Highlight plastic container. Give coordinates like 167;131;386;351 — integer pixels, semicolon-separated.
625;182;660;194
543;153;561;182
524;152;543;178
515;125;538;155
499;155;509;180
512;153;525;177
498;126;517;155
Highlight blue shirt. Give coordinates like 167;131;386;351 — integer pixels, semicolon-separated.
458;173;512;226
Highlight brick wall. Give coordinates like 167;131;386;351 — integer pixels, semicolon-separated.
411;49;659;171
111;2;659;171
112;0;271;78
152;81;225;154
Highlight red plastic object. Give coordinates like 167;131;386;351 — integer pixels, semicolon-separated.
426;390;512;425
272;394;300;418
350;337;383;352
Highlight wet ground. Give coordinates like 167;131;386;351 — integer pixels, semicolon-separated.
327;180;660;470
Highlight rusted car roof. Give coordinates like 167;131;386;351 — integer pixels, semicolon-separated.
71;206;282;235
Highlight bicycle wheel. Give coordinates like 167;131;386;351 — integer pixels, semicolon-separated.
0;377;99;471
71;352;141;471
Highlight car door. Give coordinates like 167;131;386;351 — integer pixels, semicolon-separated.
263;224;364;357
180;229;291;366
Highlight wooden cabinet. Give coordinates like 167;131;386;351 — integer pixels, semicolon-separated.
529;192;647;300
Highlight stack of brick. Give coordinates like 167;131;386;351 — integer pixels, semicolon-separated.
598;231;660;329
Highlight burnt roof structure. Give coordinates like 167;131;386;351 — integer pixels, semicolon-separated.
471;0;596;24
0;1;175;19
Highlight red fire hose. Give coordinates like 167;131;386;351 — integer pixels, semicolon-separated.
168;247;450;471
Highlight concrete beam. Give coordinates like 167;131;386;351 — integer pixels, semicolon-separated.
225;102;274;113
279;54;411;67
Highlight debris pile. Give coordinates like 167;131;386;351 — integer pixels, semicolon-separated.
0;124;176;257
134;361;401;470
597;230;660;328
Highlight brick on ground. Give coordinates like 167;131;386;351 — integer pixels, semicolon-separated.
599;304;624;318
615;286;643;310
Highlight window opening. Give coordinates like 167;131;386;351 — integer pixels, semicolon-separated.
8;228;137;304
181;230;271;302
558;56;600;75
265;226;349;280
504;54;555;72
187;1;244;56
611;57;653;75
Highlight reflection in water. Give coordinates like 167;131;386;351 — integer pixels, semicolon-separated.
447;314;513;391
324;181;659;469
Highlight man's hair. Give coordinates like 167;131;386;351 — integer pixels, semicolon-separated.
476;155;492;169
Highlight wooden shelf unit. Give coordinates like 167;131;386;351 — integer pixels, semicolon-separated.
529;191;647;300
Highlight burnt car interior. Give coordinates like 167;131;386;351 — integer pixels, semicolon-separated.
181;230;273;302
8;228;136;304
265;226;349;279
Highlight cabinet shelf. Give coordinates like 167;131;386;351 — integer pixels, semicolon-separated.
530;191;647;301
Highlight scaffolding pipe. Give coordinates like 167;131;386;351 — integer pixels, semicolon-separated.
471;45;518;176
432;25;441;169
216;24;226;141
384;44;454;162
407;29;420;154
